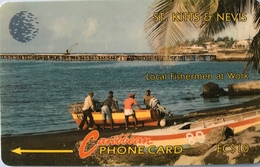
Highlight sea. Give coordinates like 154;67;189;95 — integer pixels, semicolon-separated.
1;60;259;136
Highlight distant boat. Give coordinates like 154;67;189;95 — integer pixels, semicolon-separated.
131;110;260;148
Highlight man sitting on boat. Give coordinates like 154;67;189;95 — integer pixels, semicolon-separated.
101;93;117;130
143;90;154;109
149;97;171;116
123;93;142;130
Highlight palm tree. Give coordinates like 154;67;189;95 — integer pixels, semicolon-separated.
145;0;260;73
245;1;260;73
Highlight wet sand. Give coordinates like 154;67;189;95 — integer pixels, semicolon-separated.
1;97;260;166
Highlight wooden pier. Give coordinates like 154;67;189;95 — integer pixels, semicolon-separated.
0;53;217;61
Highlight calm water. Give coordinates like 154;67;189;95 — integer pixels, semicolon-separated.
1;60;259;136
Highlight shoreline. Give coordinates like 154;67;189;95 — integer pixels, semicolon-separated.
1;96;260;166
3;96;260;138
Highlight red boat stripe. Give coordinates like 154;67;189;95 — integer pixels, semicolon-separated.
133;116;260;140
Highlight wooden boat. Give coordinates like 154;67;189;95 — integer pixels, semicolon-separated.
131;109;260;148
68;102;166;129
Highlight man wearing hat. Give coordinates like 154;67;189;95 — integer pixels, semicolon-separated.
78;91;96;130
123;93;142;130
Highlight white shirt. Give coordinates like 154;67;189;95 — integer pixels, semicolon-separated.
82;95;95;111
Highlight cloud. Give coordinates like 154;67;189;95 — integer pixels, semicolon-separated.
82;17;99;38
49;17;73;39
134;28;146;40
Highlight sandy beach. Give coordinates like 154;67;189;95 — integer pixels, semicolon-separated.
1;97;260;166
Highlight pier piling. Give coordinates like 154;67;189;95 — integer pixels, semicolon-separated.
0;53;217;61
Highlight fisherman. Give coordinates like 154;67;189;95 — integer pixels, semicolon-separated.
101;93;117;130
109;91;119;111
144;89;170;115
123;93;142;130
78;91;97;130
143;89;154;109
150;97;171;116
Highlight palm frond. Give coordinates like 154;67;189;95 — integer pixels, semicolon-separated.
244;0;260;73
198;0;219;15
244;29;260;73
199;0;249;36
253;0;260;27
145;0;198;52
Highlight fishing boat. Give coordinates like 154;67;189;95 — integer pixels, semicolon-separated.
131;109;260;148
68;101;166;129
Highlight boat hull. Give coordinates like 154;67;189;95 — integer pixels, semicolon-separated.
132;110;260;148
69;102;165;129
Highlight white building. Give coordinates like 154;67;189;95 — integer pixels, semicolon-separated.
232;39;251;49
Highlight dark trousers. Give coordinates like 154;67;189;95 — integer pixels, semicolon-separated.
79;109;94;129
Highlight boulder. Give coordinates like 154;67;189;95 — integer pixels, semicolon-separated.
201;82;228;98
205;126;234;147
228;80;260;96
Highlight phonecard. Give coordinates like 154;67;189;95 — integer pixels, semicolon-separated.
1;0;260;166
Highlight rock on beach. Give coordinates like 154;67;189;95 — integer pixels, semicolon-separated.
201;81;260;98
201;82;227;98
174;124;260;165
228;80;260;96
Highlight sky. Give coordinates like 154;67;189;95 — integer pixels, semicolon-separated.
0;0;259;54
0;0;154;53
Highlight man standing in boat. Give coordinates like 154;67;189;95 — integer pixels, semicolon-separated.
143;90;154;109
123;93;142;130
101;93;116;130
78;91;96;130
